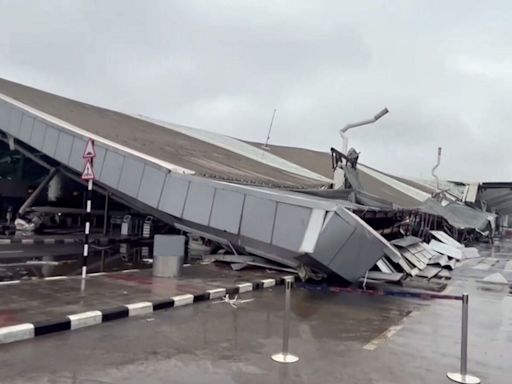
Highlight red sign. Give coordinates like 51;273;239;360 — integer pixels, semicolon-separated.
81;160;95;180
83;138;96;159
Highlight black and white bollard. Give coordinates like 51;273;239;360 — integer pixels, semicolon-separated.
81;178;93;279
447;293;480;384
272;276;299;364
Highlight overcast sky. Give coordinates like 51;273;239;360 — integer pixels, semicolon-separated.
0;0;510;181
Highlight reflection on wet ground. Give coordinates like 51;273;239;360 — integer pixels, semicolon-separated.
0;244;153;281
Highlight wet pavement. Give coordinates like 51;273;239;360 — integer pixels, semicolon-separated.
0;263;288;327
0;243;153;281
0;239;510;383
0;275;509;384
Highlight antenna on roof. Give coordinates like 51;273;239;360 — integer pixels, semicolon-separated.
432;146;442;191
262;108;277;151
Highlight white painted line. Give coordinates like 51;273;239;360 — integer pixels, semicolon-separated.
0;239;11;245
0;323;35;344
121;269;140;273
183;264;191;267
172;294;194;307
206;288;226;299
0;250;23;254
363;311;419;351
68;311;102;330
43;238;56;244
63;239;75;244
21;239;34;245
237;282;253;293
43;276;68;280
88;272;107;276
261;279;276;288
0;280;21;285
126;302;153;316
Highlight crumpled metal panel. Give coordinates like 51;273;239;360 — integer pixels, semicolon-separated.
390;236;422;248
309;207;402;282
419;198;495;233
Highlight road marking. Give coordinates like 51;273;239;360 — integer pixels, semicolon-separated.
0;250;24;254
0;323;34;344
261;278;276;288
43;276;68;280
126;302;153;316
363;311;419;351
237;282;253;293
172;294;194;307
68;311;102;330
207;288;226;299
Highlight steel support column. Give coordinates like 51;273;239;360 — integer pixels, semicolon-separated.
18;168;59;216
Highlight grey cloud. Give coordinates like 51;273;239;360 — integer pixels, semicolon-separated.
0;0;510;181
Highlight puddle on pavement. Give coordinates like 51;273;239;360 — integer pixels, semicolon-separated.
0;244;153;282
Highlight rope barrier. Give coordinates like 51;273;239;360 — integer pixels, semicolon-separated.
297;282;463;301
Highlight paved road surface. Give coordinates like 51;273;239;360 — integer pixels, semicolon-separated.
0;266;509;384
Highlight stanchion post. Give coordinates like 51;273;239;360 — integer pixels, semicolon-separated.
271;276;299;364
447;293;480;384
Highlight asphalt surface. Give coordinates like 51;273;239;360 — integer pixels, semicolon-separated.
0;239;510;383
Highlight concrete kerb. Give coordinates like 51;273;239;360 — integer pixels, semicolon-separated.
0;275;295;345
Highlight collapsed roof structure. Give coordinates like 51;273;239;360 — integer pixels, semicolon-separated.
0;77;508;283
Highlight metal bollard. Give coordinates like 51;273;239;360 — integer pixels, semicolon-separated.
447;293;480;384
271;277;299;364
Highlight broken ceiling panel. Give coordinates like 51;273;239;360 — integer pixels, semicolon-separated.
429;240;463;260
390;236;422;248
430;230;463;248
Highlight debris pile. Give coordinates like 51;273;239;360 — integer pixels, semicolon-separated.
370;230;480;283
